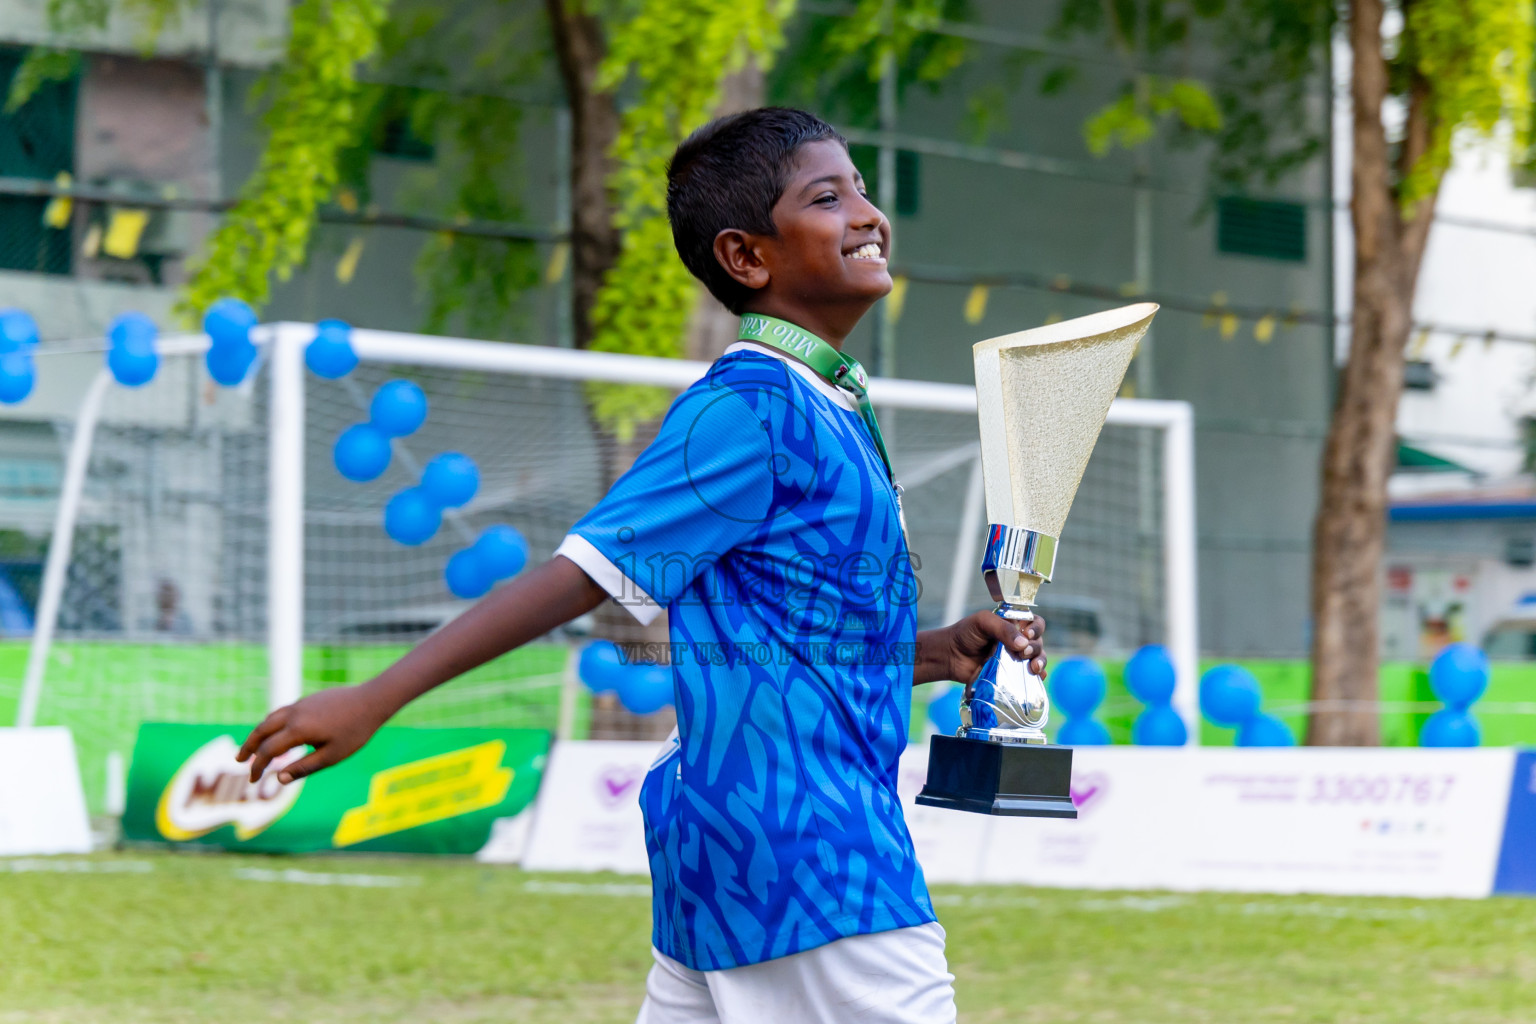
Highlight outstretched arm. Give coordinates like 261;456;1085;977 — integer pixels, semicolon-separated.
913;611;1046;686
238;555;607;784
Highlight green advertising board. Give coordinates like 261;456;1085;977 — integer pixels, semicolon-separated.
123;723;549;854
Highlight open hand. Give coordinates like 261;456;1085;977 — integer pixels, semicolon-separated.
917;610;1046;686
236;685;391;785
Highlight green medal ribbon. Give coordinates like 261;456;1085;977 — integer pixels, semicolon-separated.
736;313;893;479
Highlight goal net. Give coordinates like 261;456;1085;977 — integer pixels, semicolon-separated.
7;324;1195;812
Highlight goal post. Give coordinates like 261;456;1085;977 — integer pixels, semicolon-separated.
273;322;1201;733
15;320;1199;809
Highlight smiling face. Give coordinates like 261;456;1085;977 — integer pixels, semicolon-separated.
712;139;892;346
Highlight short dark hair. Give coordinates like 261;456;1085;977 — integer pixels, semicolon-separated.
667;107;847;314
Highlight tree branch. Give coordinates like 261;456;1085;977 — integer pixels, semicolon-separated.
1397;67;1439;278
1349;0;1397;267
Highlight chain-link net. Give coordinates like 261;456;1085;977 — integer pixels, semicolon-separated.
5;340;1172;812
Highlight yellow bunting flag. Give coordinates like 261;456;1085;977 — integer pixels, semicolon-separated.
1043;311;1063;325
1219;312;1239;340
1118;280;1145;297
1448;335;1468;359
963;284;989;325
1050;274;1072;291
1408;329;1431;358
545;241;570;285
1204;290;1228;329
887;275;909;323
1254;315;1276;343
336;236;365;284
102;209;150;259
332;740;513;847
335;189;359;214
41;171;73;229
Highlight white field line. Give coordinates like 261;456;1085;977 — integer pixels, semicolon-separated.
230;867;421;888
514;878;1433;920
520;880;652;898
0;861;1440;920
0;858;153;873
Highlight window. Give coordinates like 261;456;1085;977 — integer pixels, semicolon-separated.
1216;196;1306;262
0;48;78;276
847;145;921;217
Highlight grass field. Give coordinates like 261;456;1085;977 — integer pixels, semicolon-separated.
4;852;1536;1023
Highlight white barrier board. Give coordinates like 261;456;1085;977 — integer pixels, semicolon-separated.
963;747;1516;898
529;741;1516;898
520;740;655;874
0;727;92;856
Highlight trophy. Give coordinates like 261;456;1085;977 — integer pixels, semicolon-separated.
917;302;1158;817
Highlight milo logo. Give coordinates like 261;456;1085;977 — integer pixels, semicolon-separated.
154;735;304;841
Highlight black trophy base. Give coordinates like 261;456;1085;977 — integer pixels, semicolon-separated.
915;733;1078;818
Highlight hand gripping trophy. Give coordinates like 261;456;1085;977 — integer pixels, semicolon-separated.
918;302;1159;817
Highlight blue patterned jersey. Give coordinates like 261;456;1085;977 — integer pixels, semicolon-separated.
559;348;934;970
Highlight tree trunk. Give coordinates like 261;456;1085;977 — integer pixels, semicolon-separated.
546;0;673;740
1306;0;1439;745
546;0;621;354
684;59;765;362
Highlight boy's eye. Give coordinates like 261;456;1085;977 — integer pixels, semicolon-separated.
814;193;837;205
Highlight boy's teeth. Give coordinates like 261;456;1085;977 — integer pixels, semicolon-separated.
847;243;882;260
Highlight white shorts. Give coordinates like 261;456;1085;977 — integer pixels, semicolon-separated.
634;922;956;1024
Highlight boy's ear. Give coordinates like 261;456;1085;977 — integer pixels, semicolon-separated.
713;229;770;293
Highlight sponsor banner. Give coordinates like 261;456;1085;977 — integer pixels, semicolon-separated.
1494;750;1536;895
0;727;91;856
977;747;1516;898
522;741;1521;898
521;740;657;874
122;723;548;854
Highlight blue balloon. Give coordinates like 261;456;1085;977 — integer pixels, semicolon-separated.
1049;657;1107;719
1132;704;1188;746
370;380;428;437
383;488;441;546
618;662;674;715
475;525;528;579
203;298;257;351
421;452;479;508
1421;708;1481;748
0;309;39;352
206;339;257;386
1125;644;1177;705
579;640;626;694
0;351;34;404
305;319;358;379
108;312;157;354
444;547;494;600
1236;713;1295;747
108;345;158;387
1429;643;1490;710
928;686;962;736
1200;664;1263;727
1057;718;1112;746
333;423;392;482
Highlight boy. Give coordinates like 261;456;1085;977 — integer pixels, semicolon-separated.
239;107;1046;1023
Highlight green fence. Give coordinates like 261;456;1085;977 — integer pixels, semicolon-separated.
913;658;1536;747
0;640;581;815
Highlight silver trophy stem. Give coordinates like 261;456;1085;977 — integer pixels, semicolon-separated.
960;523;1055;745
959;604;1049;744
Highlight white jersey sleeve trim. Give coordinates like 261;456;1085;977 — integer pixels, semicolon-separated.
554;533;664;626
